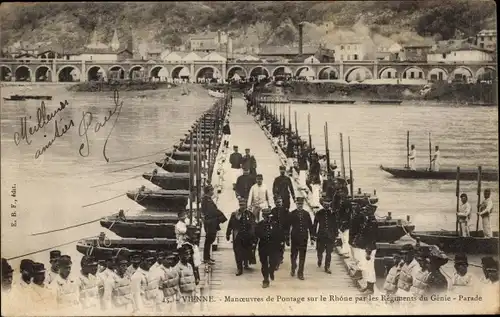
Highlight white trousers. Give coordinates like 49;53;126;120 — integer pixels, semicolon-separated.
409;159;416;171
431;161;440;171
459;220;470;237
359;249;377;283
298;170;307;189
310;183;321;207
482;216;492;237
287;158;295;170
340;229;350;256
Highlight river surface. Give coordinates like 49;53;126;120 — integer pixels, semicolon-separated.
1;84;498;264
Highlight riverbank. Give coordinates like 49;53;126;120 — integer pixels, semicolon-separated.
67;80;177;92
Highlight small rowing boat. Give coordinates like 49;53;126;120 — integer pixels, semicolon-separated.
3;95;52;101
126;188;189;210
380;165;498;181
410;230;499;254
369;99;402;105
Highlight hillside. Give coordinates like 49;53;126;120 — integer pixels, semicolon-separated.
0;1;496;53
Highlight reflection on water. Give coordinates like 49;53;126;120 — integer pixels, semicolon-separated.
0;85;498;261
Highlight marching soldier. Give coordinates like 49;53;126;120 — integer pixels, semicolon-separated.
411;246;448;296
241;148;257;176
78;256;100;312
451;253;475;288
235;167;256;200
255;208;283;288
19;259;34;288
50;255;80;312
1;258;16;315
98;257;117;311
335;189;352;258
271;196;289;268
46;250;61;285
312;194;338;274
383;252;404;295
287;197;313;280
28;262;56;313
125;254;141;279
201;184;223;265
229;145;243;187
396;244;421;296
226;198;256;276
356;202;379;295
248;174;271;222
148;250;165;312
130;251;157;313
308;153;322;208
272;165;296;211
111;255;133;313
176;245;197;313
159;253;180;313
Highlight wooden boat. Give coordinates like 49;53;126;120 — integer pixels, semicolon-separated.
410;230;499;254
177;144;206;152
165;151;206;161
155;160;194;173
369;99;403;105
126;188;189;210
76;235;179;260
325;100;356;104
377;219;415;243
143;172;190;190
3;94;52;101
208;89;225;98
380;165;498;181
100;213;200;238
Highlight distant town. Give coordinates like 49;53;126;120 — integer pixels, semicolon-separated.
0;26;496;84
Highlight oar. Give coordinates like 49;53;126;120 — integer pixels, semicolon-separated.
324;123;331;176
339;133;346;179
189;131;194;223
455;166;460;236
428;132;432;171
406;131;410;169
475;166;482;233
308;113;312;150
348;136;354;197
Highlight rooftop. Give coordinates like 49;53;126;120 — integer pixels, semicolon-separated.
189;31;219;40
432;41;494;54
478;29;497;35
258;45;317;56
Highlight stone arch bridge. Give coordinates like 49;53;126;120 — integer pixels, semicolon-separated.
0;59;496;83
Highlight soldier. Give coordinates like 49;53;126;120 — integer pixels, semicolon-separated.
396;244;421;296
287;197;313;280
98;257;117;311
297;144;310;190
412;247;448;296
175;246;197;313
241;148;257;176
451;253;475;287
308;153;322;208
46;250;61;285
229;145;243;186
125;254;141;279
50;255;80;312
78;256;100;312
201;184;222;265
226;197;256;276
110;255;133;313
19;259;34;288
355;203;379;295
272;165;296;211
248;174;271;222
383;252;403;295
271;196;289;268
29;262;55;313
235;167;256;200
1;258;16;315
1;258;14;292
335;189;352;258
255;208;283;288
130;252;157;313
159;253;180;313
312;194;338;274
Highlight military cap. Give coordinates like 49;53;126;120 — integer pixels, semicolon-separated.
32;262;46;274
179;244;193;254
482;256;498;270
165;253;177;260
245;148;250;151
143;250;157;261
58;255;72;267
114;253;129;265
1;258;14;274
242;166;250;171
279;165;286;171
454;253;468;265
130;254;142;262
81;256;97;267
233;145;238;149
204;184;214;194
20;259;34;272
296;197;305;203
49;250;61;260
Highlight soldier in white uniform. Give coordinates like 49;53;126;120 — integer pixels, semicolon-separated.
29;262;56;314
125;254;141;279
49;255;81;313
431;146;441;171
479;189;494;237
479;256;499;303
78;256;101;313
97;257;116;311
130;252;157;313
159;253;180;313
111;255;134;313
408;145;417;171
147;250;166;312
1;258;17;315
46;250;61;285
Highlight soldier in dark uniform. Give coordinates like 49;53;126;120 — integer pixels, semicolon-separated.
255;208;283;288
201;184;222;264
241;148;257;176
334;189;352;257
312;194;338;274
234;167;256;200
287;197;313;280
285;135;296;176
271;196;289;269
426;247;449;294
272;165;296;211
226;198;256;276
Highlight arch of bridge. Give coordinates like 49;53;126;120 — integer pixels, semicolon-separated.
344;66;373;81
87;65;107;78
247;65;271;77
449;66;475;79
170;65;190;78
270;65;294;76
226;65;248;78
426;67;449;81
56;65;81;78
128;64;145;78
15;65;33;77
1;65;13;74
475;66;496;80
149;65;169;78
294;65;317;77
194;65;222;79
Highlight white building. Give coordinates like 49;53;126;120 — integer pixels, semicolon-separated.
427;42;493;62
202;51;226;62
476;29;497;51
329;37;375;61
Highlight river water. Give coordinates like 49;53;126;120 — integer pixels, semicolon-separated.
1;84;498;265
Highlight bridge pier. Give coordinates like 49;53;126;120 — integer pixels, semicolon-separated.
373;61;379;80
80;60;86;83
190;64;195;83
221;63;226;82
51;60;57;82
339;62;344;81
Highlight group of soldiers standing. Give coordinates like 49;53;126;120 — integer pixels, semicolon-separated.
2;245;202;314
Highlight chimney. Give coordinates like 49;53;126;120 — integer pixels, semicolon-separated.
217;30;221;44
298;22;304;55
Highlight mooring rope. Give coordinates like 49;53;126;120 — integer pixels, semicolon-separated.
90;175;143;189
105;161;156;174
82;193;124;208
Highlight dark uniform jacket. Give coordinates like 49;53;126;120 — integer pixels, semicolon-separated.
235;174;256;199
297;151;309;171
201;195;222;234
271;121;281;138
350;211;378;252
286;138;295;158
313;208;338;242
334;196;352;232
241;155;257;172
222;124;231;135
272;175;295;201
288;209;313;246
229;152;243;169
270;206;289;240
308;160;321;184
226;210;255;243
255;218;283;251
